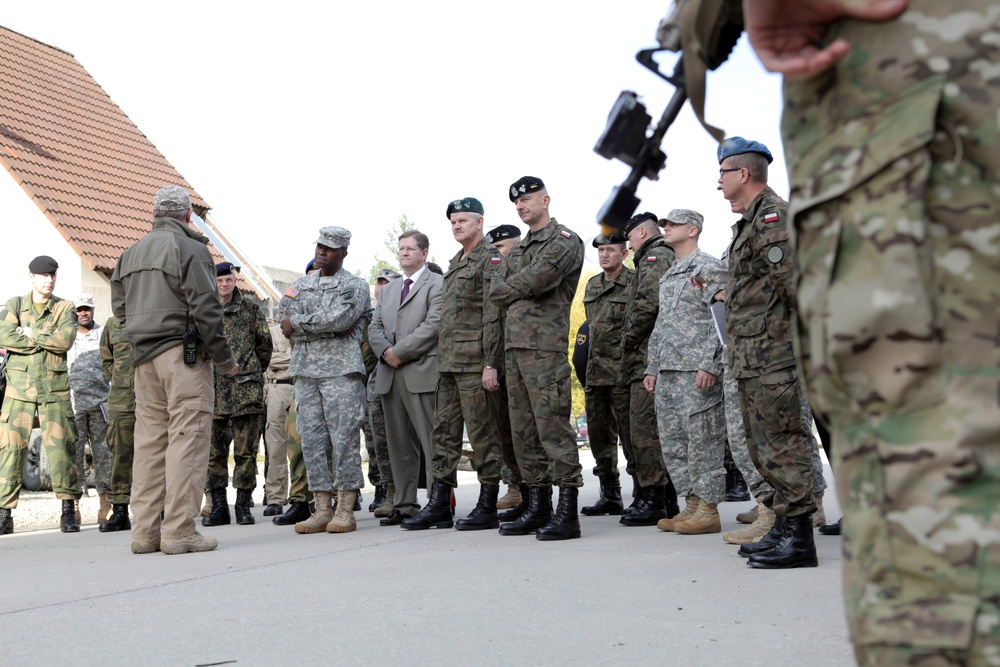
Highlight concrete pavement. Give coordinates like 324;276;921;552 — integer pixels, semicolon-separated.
0;452;854;666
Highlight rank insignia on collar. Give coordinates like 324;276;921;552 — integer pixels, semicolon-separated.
284;288;299;298
559;230;571;238
764;212;779;223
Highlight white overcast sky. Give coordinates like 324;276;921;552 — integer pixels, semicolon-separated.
3;2;786;275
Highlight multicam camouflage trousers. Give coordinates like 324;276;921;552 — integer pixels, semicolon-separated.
207;413;261;491
430;371;502;487
365;372;392;487
74;406;112;494
297;375;365;493
0;396;80;507
506;348;582;488
655;371;726;504
105;410;135;505
584;383;630;482
784;2;1000;660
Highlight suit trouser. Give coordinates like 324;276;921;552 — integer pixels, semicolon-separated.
381;380;435;516
132;347;214;541
263;382;293;504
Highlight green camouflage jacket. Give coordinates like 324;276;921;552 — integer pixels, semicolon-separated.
214;288;272;417
439;239;503;373
0;294;78;403
619;234;675;384
100;316;135;413
583;266;632;387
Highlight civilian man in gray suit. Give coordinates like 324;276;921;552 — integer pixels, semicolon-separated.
368;230;444;525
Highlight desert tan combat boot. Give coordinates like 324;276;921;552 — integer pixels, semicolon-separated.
98;492;112;524
657;495;699;532
295;491;334;534
673;500;721;535
200;491;212;517
373;484;395;518
723;499;776;544
812;494;826;527
73;498;82;524
496;484;522;510
327;490;357;533
736;504;758;524
161;531;218;555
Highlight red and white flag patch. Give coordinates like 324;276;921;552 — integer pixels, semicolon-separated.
491;257;502;264
764;213;779;223
560;230;572;238
647;256;658;262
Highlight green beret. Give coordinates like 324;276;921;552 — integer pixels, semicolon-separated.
445;197;484;219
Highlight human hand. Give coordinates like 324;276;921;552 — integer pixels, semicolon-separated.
743;0;906;81
695;370;717;390
279;310;293;338
383;347;403;368
227;363;240;376
483;366;500;392
642;374;656;394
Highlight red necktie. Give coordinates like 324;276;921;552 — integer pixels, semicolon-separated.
400;278;413;304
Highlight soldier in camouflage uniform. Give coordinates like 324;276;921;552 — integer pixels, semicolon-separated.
713;137;817;569
203;262;272;527
579;233;632;517
401;197;504;531
0;256;81;535
366;267;400;516
67;294;112;523
643;209;726;535
746;1;1000;660
98;315;134;532
281;226;370;534
618;212;679;526
489;176;585;541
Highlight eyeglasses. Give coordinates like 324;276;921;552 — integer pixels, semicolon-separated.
719;167;742;176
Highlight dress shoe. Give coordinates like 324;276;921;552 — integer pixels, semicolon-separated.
819;517;842;536
262;503;283;517
379;509;408;526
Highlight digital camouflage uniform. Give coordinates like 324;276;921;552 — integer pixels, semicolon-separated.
0;295;80;507
781;2;1000;660
207;288;272;491
582;266;632;481
618;232;674;488
282;268;370;494
725;186;815;519
490;218;584;488
646;249;726;504
68;321;111;494
99;317;135;505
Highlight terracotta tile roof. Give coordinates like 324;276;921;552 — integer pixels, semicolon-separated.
0;26;217;275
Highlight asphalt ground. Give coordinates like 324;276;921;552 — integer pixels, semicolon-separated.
0;449;854;666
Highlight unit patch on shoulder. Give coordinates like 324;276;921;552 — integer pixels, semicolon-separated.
767;246;784;264
647;256;658;262
341;289;356;302
559;230;572;239
763;212;779;223
284;288;299;298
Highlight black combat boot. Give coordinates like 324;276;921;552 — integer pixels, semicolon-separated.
581;476;624;516
499;486;553;536
620;485;667;526
273;501;311;525
60;499;80;533
368;484;387;512
725;466;751;502
455;484;500;531
622;483;646;517
234;488;255;525
738;515;787;558
664;480;680;519
354;490;362;512
536;487;581;541
498;483;530;522
0;507;12;535
99;503;131;532
748;514;818;569
202;487;231;526
401;481;455;530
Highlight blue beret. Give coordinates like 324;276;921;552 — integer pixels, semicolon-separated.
215;261;240;276
305;258;318;274
717;136;773;164
446;197;484;219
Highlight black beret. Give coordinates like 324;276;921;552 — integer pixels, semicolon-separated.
592;232;627;248
445;197;484;219
623;211;658;235
28;255;59;274
485;224;521;244
215;261;240;276
509;176;545;202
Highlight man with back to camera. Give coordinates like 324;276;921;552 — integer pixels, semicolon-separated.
0;255;81;535
489;176;585;541
111;185;237;555
98;314;135;532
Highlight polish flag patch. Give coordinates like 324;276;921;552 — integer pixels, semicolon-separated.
764;213;779;223
491;257;502;264
647;256;658;262
559;230;572;238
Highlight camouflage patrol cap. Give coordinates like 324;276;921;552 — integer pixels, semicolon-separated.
376;268;402;283
315;226;351;249
717;136;773;164
446;197;484;219
485;225;520;244
76;293;95;310
153;185;192;212
509;176;545;202
665;208;704;230
623;211;658;235
592;232;627;248
28;255;59;274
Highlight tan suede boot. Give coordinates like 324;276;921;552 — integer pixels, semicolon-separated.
161;531;218;555
295;491;334;534
736;504;758;524
98;492;112;524
673;500;721;535
373;484;395;518
73;498;82;525
812;495;827;527
496;484;522;510
723;500;776;544
200;491;212;518
657;495;699;532
327;490;357;533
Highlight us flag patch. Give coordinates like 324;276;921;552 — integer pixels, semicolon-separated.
491;257;502;264
559;230;572;238
764;213;779;223
284;288;299;298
